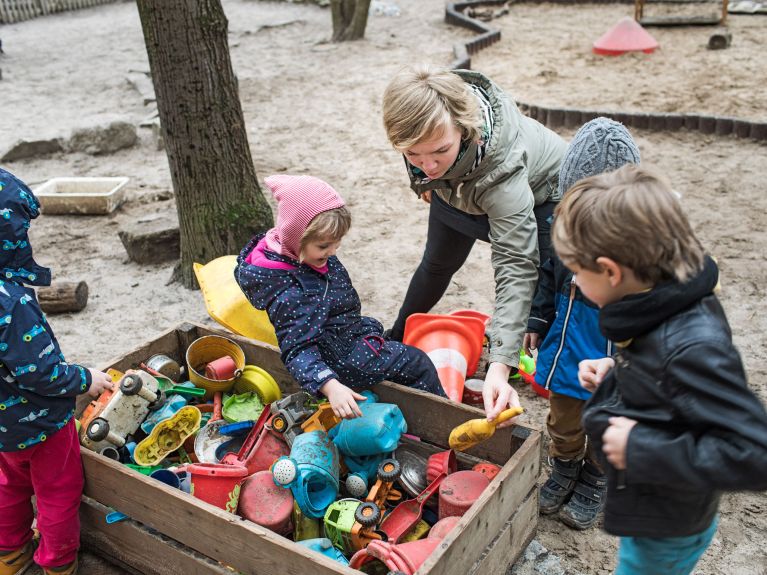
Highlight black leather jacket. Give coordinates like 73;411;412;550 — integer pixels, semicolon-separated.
583;261;767;538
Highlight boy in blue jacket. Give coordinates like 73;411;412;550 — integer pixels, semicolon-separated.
0;168;112;575
235;175;445;419
525;118;640;529
558;165;767;575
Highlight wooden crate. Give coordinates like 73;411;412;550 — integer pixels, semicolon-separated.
78;322;541;575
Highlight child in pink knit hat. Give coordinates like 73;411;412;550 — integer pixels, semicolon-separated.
235;175;446;418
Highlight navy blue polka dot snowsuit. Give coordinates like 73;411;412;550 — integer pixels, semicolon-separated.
235;234;445;399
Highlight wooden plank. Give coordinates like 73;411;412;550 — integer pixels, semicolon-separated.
80;496;231;575
640;14;721;26
81;450;355;575
465;487;538;575
417;430;541;575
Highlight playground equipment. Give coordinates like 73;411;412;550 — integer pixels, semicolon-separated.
635;0;728;26
593;16;659;55
403;312;485;402
193;255;278;346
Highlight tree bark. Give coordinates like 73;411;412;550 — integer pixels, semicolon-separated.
330;0;372;42
136;0;273;288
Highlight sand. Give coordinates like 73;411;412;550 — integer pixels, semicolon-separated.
1;0;765;573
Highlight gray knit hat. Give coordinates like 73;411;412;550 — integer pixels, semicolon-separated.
558;117;641;197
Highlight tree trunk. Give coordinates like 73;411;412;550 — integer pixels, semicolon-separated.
136;0;273;288
330;0;372;42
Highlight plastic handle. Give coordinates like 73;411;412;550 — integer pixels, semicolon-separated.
495;407;524;425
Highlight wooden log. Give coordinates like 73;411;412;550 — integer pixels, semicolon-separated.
37;280;89;313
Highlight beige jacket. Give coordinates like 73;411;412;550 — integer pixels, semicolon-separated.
408;70;566;367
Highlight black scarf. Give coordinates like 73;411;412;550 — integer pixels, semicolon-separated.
599;255;719;343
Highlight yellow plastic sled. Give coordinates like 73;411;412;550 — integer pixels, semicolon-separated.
193;256;279;347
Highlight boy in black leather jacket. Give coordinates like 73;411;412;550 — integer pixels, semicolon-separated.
551;164;767;575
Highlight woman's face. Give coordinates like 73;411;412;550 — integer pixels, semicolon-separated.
403;122;462;180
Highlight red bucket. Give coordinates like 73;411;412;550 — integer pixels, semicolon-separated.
238;471;294;535
188;462;248;513
438;470;490;519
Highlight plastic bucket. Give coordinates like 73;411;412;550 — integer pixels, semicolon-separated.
185;335;246;399
188;462;248;513
438;470;490;519
234;365;282;404
238;471;294;535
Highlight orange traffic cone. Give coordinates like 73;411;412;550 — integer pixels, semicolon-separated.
403;313;485;402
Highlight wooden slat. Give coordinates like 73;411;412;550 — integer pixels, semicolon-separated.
417;430;541;575
80;496;232;575
640;14;721;26
81;450;355;575
465;487;538;575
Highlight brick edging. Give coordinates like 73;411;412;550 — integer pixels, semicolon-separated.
445;1;767;141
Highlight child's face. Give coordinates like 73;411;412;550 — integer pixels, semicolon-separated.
403;122;462;180
565;261;622;308
302;236;342;268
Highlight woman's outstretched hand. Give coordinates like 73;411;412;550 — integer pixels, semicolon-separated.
483;362;522;429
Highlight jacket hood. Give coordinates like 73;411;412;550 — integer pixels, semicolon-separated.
599;255;719;342
263;175;345;262
0;168;51;287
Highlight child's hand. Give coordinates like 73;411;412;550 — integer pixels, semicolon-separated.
602;416;637;470
320;379;367;419
523;332;540;357
483;362;522;429
578;357;615;392
87;369;113;398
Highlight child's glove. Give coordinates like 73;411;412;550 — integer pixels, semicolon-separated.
86;368;114;398
320;378;367;419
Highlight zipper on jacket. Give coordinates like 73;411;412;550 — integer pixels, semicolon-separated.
544;277;577;390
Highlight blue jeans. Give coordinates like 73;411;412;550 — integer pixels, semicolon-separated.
615;518;718;575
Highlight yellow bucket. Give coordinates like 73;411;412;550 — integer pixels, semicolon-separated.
186;335;246;399
234;365;282;404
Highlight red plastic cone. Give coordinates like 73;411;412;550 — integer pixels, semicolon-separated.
403;313;485;402
593;16;659;55
349;538;441;573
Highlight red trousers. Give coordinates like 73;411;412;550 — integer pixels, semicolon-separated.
0;419;83;568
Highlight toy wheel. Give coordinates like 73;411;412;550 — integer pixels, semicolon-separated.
21;397;28;403
377;458;401;482
87;417;110;442
147;390;166;412
120;374;143;396
354;502;381;528
271;413;288;434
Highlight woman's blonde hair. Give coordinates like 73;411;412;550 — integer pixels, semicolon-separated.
382;65;483;151
552;165;705;284
301;206;351;249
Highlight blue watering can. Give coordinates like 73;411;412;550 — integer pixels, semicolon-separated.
295;538;349;565
344;452;390;498
329;392;407;457
272;430;340;519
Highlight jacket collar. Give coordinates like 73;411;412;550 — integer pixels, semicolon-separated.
599;255;719;343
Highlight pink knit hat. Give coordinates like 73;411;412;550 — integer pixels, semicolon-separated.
263;175;346;261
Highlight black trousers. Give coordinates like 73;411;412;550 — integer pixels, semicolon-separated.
390;193;556;341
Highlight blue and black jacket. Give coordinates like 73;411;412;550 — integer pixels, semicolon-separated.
235;234;383;396
527;255;611;400
0;168;91;452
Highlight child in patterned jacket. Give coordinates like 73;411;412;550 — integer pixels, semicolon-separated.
0;168;112;575
235;175;446;419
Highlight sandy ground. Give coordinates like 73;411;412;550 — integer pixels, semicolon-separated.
1;1;766;574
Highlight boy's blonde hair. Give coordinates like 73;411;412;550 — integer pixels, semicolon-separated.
552;165;705;284
301;206;351;249
382;65;483;151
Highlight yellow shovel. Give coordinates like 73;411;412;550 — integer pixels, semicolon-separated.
448;407;524;452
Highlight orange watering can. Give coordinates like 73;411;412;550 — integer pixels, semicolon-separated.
448;407;524;451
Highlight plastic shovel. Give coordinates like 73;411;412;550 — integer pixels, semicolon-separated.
380;474;445;543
